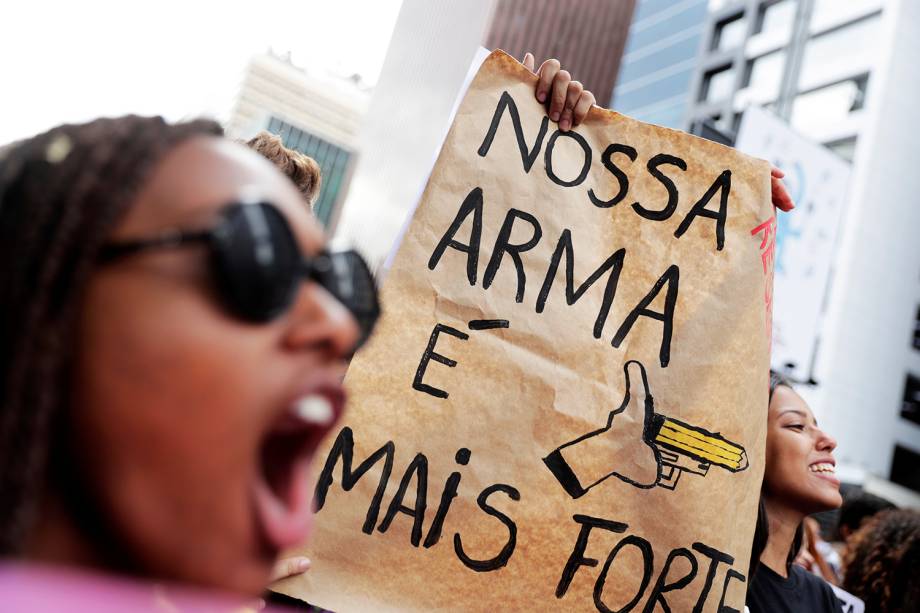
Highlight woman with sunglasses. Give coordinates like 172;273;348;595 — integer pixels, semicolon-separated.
0;116;378;610
0;57;593;607
745;373;843;612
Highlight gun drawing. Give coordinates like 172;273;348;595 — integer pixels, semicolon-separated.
542;360;748;499
649;413;748;490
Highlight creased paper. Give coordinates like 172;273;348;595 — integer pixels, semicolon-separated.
277;50;774;613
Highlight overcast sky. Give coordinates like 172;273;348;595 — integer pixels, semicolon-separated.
0;0;403;144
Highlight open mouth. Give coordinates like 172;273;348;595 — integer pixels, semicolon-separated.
808;461;835;474
253;389;343;552
807;460;840;486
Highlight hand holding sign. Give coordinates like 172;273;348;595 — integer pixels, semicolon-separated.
543;361;662;497
292;51;771;611
522;52;596;132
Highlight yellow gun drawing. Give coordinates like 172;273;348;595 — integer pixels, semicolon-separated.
650;413;748;490
543;360;750;499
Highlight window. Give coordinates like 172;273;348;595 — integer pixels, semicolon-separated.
635;0;683;23
619;33;706;87
902;373;920;427
708;0;735;11
690;116;734;146
744;50;786;100
615;68;696;113
702;65;736;103
799;17;881;88
811;0;846;23
824;136;857;162
633;100;686;130
756;0;797;37
627;5;708;53
890;445;920;494
811;0;880;28
914;305;920;351
731;111;743;134
713;14;747;51
790;76;868;135
266;116;352;227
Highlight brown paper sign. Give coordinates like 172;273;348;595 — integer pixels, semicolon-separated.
277;50;775;612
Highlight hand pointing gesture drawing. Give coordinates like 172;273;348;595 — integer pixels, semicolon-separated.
544;360;663;498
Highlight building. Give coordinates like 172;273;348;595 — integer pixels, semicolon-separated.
809;0;920;497
336;0;641;268
682;0;919;495
686;0;883;162
225;51;370;230
330;0;920;497
606;0;920;494
485;0;636;108
612;0;711;129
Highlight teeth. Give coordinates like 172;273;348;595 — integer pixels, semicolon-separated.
808;462;835;474
294;395;334;426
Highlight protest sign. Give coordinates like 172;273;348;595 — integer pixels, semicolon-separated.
736;105;851;382
277;50;775;612
831;584;865;613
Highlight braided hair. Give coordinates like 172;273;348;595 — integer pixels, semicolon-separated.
0;115;222;554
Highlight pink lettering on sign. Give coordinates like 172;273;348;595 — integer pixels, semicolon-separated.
750;216;776;345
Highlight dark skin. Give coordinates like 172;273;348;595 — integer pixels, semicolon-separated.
27;137;359;595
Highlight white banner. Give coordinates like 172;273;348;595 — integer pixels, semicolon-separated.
735;106;851;381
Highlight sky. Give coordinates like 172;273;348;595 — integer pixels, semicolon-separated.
0;0;403;144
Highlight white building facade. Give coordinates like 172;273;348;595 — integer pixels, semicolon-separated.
687;0;920;494
226;51;369;230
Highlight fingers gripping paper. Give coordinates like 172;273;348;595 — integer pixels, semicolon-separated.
278;50;775;612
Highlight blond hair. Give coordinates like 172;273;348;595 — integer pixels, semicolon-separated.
245;131;322;207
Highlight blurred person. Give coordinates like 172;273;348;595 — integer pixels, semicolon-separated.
746;373;843;612
838;490;897;545
245;131;322;209
241;132;327;590
794;516;841;584
0;115;378;610
842;508;920;613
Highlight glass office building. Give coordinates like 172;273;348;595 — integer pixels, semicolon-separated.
612;0;710;129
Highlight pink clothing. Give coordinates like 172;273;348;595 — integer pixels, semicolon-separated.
0;562;290;612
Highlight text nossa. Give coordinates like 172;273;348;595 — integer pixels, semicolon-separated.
428;186;679;368
478;90;733;252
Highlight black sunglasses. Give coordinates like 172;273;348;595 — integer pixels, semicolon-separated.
99;201;380;349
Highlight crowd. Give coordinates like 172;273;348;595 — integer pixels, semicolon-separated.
0;53;916;613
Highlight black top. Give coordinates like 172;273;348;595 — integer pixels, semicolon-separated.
747;564;841;613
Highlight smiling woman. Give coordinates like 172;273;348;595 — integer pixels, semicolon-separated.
0;116;377;609
745;373;843;613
